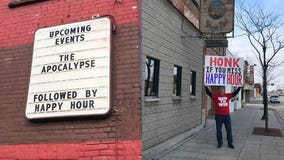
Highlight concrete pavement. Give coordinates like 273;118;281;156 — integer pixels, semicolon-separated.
148;103;284;160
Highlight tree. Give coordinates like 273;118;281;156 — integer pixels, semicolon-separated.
236;3;284;131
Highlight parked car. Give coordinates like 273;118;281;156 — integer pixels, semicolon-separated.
270;95;280;103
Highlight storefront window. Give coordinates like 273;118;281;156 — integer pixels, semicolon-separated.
144;57;160;97
173;65;182;96
190;70;196;96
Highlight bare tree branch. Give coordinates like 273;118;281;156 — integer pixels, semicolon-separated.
235;2;284;130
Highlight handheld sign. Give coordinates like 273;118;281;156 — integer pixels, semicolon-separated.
204;55;244;86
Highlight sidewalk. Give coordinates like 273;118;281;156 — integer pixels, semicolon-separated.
150;104;284;160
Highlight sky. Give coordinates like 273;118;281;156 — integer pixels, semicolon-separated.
228;0;284;89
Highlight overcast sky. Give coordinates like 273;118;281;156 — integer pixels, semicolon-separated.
228;0;284;89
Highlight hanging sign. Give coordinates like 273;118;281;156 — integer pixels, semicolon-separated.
200;0;235;34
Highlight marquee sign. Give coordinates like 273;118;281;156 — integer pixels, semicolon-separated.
200;0;235;34
26;17;112;119
204;55;244;86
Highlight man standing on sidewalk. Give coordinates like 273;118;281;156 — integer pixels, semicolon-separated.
205;86;241;149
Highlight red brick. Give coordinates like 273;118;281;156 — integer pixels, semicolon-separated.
100;149;116;156
86;144;108;150
79;157;92;160
0;140;141;159
84;150;100;157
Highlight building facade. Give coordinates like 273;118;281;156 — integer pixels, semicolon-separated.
0;0;209;159
0;0;141;159
142;0;203;153
202;47;226;118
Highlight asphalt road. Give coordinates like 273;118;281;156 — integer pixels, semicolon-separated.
271;96;284;127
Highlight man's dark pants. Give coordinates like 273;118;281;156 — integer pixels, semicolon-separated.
215;114;233;145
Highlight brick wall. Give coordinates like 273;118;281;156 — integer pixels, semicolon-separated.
142;0;203;150
0;0;141;159
0;0;138;47
0;141;141;160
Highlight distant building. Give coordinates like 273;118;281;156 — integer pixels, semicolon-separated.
242;61;255;103
254;83;262;97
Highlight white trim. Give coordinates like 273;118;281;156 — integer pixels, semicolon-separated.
144;97;160;102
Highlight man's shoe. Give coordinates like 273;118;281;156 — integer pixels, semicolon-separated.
228;144;234;149
217;143;222;148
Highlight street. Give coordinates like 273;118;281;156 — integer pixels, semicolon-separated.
269;95;284;114
272;96;284;128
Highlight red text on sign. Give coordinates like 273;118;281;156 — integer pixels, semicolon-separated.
210;57;240;67
227;74;242;85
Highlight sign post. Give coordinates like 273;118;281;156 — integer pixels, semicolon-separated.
200;0;235;34
26;17;112;119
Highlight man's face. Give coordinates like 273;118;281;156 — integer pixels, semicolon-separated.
219;87;225;95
